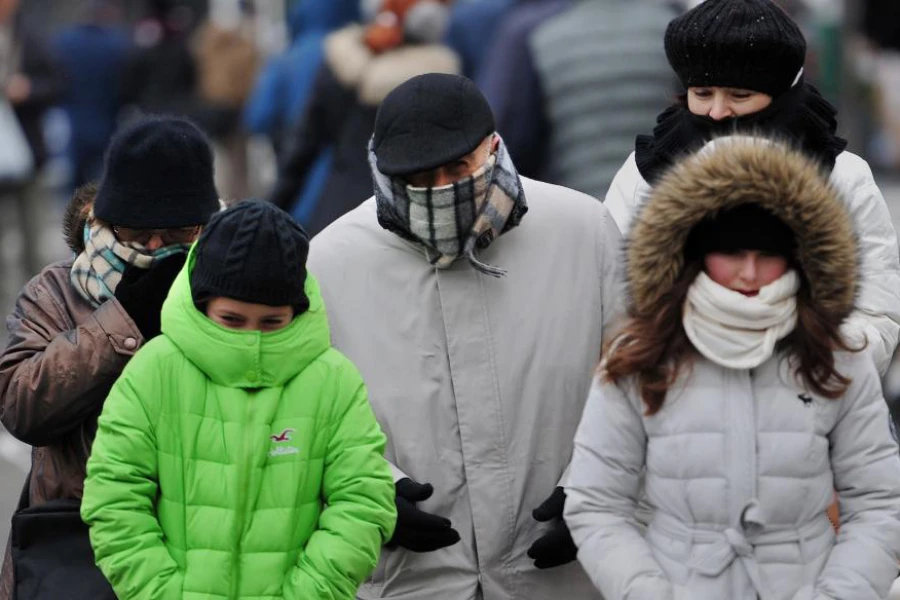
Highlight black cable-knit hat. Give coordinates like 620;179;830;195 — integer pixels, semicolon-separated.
664;0;807;97
94;115;220;228
190;200;310;314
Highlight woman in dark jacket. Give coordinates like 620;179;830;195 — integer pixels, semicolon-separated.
0;116;219;600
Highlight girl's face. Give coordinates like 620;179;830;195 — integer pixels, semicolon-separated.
704;250;788;297
206;297;294;332
687;87;773;120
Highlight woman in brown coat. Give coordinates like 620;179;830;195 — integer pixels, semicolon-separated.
0;116;219;600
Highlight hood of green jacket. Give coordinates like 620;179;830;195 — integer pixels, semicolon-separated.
160;246;330;388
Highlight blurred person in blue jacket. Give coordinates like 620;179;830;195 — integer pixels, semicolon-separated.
54;0;130;191
244;0;358;223
268;0;459;234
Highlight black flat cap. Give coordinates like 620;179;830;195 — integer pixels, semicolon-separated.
373;73;495;177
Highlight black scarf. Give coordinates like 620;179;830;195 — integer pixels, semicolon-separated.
634;82;848;185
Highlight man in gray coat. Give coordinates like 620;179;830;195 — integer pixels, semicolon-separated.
308;73;622;600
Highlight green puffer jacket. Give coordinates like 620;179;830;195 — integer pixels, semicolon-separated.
81;256;396;600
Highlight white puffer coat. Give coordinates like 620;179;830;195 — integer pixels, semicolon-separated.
566;139;900;600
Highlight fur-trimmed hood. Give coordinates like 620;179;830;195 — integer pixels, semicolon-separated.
63;183;97;255
627;136;857;324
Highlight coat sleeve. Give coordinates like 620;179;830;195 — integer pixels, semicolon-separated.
81;346;183;600
283;376;397;600
564;379;676;600
0;272;142;446
603;152;644;237
811;355;900;600
836;161;900;375
243;56;286;136
596;204;627;341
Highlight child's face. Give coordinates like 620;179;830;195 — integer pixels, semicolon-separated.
206;297;294;332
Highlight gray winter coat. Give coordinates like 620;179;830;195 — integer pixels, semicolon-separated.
308;176;624;600
566;138;900;600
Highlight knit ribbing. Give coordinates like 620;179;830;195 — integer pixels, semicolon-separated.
664;0;806;97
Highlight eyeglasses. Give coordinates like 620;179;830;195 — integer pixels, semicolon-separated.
113;225;201;246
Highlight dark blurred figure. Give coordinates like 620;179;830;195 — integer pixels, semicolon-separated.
54;0;130;190
444;0;512;78
0;0;64;276
269;0;460;235
245;0;359;157
863;0;900;170
864;0;900;51
121;0;198;118
244;0;359;223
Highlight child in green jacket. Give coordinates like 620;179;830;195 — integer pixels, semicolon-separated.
81;200;396;600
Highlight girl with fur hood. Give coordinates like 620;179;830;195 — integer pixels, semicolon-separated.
564;137;900;600
604;0;900;375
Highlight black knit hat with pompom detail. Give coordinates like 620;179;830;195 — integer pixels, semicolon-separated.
190;200;310;315
664;0;807;98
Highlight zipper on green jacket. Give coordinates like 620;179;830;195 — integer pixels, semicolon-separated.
230;395;255;599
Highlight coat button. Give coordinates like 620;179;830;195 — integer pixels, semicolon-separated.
246;337;256;346
123;337;137;350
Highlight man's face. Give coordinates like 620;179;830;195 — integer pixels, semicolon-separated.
0;0;19;24
404;135;498;188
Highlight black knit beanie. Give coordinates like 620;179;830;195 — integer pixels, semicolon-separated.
190;200;310;315
664;0;807;98
93;116;220;228
684;204;796;262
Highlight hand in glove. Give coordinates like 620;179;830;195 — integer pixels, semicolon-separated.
114;253;187;340
387;478;461;552
527;487;578;569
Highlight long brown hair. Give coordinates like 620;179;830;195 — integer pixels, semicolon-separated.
603;261;859;415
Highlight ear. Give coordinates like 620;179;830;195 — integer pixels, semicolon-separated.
490;134;500;153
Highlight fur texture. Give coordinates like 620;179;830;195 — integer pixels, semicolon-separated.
627;137;857;324
63;183;97;254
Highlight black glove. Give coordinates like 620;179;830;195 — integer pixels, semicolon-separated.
527;487;578;569
114;253;187;340
386;478;461;552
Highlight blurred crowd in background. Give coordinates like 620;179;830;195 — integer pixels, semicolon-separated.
0;0;898;312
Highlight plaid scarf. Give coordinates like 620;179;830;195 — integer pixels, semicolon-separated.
372;135;527;277
70;221;190;307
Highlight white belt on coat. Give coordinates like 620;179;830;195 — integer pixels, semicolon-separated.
649;501;833;600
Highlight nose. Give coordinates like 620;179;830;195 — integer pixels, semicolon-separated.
431;169;456;187
738;255;758;282
708;96;733;121
144;234;165;251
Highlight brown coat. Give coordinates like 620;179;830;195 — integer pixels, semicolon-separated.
0;193;143;599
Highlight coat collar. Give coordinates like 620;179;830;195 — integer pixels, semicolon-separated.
161;246;330;388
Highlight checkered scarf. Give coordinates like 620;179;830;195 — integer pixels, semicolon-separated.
70;221;190;307
372;135;527;277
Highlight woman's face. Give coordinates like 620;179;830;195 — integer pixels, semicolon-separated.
687;87;773;120
704;250;788;297
206;297;294;332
